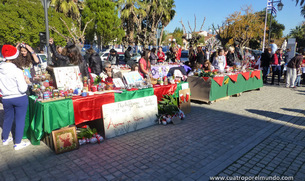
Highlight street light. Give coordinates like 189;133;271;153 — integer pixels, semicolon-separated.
41;0;52;65
277;2;284;11
268;0;284;45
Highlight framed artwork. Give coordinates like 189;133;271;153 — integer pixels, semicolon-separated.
123;71;143;86
52;126;79;154
179;88;191;114
53;66;83;90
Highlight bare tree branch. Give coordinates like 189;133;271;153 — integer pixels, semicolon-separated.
187;20;192;33
81;18;94;38
49;26;69;41
193;14;196;32
179;18;187;34
198;17;206;32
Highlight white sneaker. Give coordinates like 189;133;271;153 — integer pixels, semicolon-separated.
14;142;30;150
2;138;13;145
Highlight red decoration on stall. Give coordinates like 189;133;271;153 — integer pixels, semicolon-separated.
154;84;177;101
202;77;210;81
213;76;224;86
250;70;261;79
240;72;250;80
72;93;115;125
228;74;238;82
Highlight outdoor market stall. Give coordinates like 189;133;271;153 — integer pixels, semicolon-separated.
23;81;188;145
188;70;262;103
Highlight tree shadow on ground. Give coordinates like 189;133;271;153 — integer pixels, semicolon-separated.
246;109;305;127
281;108;305;115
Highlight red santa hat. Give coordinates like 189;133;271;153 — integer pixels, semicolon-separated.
1;45;19;61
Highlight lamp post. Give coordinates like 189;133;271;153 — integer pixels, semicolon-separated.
41;0;51;65
267;0;284;46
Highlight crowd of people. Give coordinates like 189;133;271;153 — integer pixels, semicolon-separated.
0;37;304;150
260;40;305;88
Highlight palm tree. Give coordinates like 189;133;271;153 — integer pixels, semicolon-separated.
296;0;305;5
51;0;80;20
118;0;146;45
290;26;304;38
159;0;176;46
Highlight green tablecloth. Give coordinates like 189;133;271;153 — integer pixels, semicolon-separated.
114;88;154;102
114;82;186;102
227;71;263;96
23;96;75;145
210;77;229;101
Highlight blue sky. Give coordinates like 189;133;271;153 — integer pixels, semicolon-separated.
165;0;304;36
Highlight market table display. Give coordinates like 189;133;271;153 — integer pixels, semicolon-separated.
24;82;188;145
188;70;262;103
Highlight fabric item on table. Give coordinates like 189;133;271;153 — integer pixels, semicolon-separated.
153;84;177;101
228;74;238;82
240;72;250;80
151;64;179;78
183;65;192;74
213;76;225;86
23;96;75;145
167;66;187;77
72;93;115;125
202;77;210;81
114;88;154;102
250;70;261;79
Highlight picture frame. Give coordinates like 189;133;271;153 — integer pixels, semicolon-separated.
52;126;79;154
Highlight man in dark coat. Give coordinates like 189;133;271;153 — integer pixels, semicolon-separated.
87;48;102;75
124;47;132;63
286;48;304;88
260;48;272;84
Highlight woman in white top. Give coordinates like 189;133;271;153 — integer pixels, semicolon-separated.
0;45;31;150
212;49;226;72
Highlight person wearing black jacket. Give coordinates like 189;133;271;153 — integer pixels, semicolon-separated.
260;48;272;83
226;47;235;66
109;49;119;65
87;48;102;75
49;38;89;79
49;42;68;67
286;49;305;88
124;47;132;63
196;46;206;66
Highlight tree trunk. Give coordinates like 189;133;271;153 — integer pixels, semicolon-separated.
159;25;165;47
97;35;101;53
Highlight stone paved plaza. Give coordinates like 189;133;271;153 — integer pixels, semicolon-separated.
1;84;305;180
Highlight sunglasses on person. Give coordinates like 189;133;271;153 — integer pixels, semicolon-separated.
106;66;111;68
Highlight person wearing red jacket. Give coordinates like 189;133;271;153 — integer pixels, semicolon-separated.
271;49;282;85
176;45;182;62
157;47;165;63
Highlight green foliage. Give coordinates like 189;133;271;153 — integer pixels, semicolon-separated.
158;94;179;115
198;71;216;78
94;76;101;85
172;27;183;45
198;35;205;45
82;0;124;46
289;25;305;48
77;126;97;139
51;0;80;20
0;0;75;47
255;9;285;39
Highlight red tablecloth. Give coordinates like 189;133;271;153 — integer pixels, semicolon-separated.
153;84;177;101
72;93;115;125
